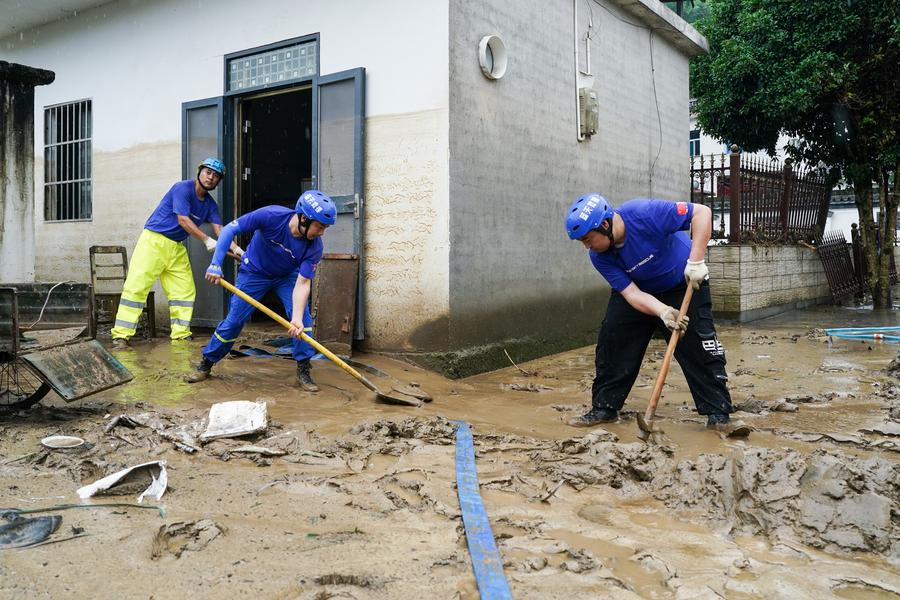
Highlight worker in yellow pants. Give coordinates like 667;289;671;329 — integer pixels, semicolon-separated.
111;158;243;346
112;229;197;340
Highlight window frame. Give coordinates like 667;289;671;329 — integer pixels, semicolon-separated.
43;98;93;223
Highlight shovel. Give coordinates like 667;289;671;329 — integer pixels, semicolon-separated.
636;286;694;442
216;278;425;407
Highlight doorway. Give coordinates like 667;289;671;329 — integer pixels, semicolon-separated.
235;86;312;322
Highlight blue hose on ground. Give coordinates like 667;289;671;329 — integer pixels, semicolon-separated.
455;421;513;600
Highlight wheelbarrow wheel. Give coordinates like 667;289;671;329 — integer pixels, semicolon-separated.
0;355;52;414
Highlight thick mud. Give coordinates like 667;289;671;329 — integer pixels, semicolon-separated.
2;305;900;599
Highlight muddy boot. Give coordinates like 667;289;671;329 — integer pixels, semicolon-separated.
296;360;319;392
184;358;214;383
568;407;618;427
706;414;751;438
111;338;129;349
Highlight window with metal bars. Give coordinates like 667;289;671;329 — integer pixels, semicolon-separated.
44;99;92;221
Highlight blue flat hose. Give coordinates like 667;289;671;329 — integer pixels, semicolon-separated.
455;421;513;600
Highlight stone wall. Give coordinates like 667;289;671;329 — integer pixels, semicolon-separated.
708;244;831;321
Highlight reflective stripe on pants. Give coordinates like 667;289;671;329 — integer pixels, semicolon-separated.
110;229;197;341
202;269;314;364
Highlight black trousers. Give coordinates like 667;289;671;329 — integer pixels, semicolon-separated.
591;281;732;416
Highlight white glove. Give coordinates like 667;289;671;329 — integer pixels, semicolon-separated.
659;306;689;333
684;259;709;290
232;244;245;258
204;237;217;253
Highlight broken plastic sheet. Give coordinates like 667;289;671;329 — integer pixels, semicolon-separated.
76;460;168;503
200;400;268;442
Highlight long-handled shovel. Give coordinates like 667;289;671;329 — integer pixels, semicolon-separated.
216;278;425;407
636;286;694;442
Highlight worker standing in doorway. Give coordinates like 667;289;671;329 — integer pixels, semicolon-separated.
564;194;749;437
111;158;243;347
184;191;336;392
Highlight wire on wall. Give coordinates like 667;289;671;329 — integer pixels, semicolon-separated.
588;0;664;194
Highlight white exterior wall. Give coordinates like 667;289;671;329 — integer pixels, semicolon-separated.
2;0;450;346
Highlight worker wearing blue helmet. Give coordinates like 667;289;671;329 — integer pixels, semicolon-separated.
111;157;243;347
565;194;748;437
185;191;336;390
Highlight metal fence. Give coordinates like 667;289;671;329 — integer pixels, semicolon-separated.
690;146;831;244
816;231;865;301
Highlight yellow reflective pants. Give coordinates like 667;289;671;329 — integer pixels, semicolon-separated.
111;229;196;341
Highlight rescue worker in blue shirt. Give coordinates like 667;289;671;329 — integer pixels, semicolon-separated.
111;158;243;347
184;190;336;391
565;194;749;437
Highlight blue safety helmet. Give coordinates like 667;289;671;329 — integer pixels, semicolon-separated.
565;193;613;240
296;190;336;226
197;157;226;177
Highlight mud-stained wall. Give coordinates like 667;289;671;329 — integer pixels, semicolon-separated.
363;110;450;350
444;0;702;372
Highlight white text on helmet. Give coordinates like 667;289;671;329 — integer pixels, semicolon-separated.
579;196;600;221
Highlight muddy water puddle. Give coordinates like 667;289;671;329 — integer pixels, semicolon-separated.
2;307;900;598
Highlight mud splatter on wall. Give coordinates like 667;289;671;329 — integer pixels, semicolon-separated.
363;109;450;349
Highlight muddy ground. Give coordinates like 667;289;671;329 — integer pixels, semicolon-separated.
2;305;900;600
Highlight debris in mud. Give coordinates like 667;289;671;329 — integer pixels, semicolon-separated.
559;548;599;573
344;417;457;457
503;382;554;393
313;573;379;588
651;448;900;561
531;435;673;492
200;400;268;442
0;511;62;549
105;411;203;453
77;460;168;502
151;519;226;559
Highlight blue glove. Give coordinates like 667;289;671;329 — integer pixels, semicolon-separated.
206;263;223;279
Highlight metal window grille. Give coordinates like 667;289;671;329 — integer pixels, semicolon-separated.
44;99;92;221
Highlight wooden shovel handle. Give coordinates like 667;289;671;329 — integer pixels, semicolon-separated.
643;286;694;421
216;277;378;393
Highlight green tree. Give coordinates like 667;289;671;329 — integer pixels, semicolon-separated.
691;0;900;307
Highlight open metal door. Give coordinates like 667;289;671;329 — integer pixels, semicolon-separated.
315;68;366;339
181;97;226;327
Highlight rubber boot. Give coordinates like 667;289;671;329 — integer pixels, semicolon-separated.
296;359;319;392
706;414;750;438
112;338;129;349
568;407;619;427
184;357;214;383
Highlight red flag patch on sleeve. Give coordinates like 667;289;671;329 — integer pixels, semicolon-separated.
676;202;688;215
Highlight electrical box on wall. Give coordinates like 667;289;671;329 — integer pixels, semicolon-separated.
579;87;599;137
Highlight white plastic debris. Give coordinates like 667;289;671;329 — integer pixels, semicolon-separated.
200;400;268;442
76;460;168;503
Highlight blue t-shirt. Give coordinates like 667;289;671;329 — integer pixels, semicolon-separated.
144;180;222;242
589;199;694;293
236;206;323;279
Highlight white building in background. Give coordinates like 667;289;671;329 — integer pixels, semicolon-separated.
3;0;707;375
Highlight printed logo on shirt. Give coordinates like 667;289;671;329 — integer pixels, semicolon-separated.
270;240;296;260
676;202;688;215
625;254;654;273
702;338;725;356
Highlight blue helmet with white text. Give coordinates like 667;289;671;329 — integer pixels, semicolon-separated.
565;193;613;240
197;157;226;177
296;190;336;226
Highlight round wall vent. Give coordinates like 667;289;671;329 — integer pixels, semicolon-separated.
478;35;507;80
